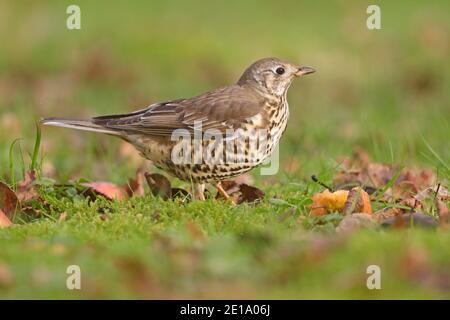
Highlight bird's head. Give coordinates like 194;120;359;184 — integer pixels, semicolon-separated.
237;57;315;97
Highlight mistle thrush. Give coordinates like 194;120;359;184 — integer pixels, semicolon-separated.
42;57;315;200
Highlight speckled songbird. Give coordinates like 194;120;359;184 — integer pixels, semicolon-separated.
41;57;315;200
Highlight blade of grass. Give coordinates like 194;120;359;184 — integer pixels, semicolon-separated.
8;138;21;189
373;166;404;204
30;121;42;173
18;141;26;179
421;136;449;175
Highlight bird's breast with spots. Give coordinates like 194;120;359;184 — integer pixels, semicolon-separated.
126;100;289;183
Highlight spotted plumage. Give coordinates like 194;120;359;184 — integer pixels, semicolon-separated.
41;57;315;200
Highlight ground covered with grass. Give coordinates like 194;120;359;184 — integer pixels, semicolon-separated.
1;0;449;299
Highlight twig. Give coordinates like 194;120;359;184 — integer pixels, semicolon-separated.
311;175;333;192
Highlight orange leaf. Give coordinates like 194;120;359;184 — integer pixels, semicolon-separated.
0;209;12;228
310;189;349;216
81;182;128;200
310;188;371;216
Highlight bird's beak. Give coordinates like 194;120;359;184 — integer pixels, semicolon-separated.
295;66;316;77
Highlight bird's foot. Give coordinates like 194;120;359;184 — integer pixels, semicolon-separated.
216;182;237;205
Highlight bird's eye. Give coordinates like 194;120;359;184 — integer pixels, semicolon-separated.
275;67;285;75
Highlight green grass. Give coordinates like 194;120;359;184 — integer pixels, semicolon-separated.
1;0;449;299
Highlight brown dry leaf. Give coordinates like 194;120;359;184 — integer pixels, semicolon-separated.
391;181;419;200
0;182;19;217
81;182;128;200
436;200;450;226
374;198;423;222
145;173;172;200
374;207;402;222
390;169;437;200
335;155;437;203
336;213;376;233
415;185;450;201
402;168;436;190
343;187;372;215
333;170;366;189
143;172;190;201
238;184;265;204
0;209;13;228
367;163;398;188
381;212;438;229
217;179;264;204
16;170;39;203
374;196;422;223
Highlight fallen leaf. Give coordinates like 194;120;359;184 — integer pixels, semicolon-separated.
145;173;172;200
0;182;19;217
367;163;398;188
310;189;349;216
333;171;366;189
374;207;402;222
381;212;438;229
336;213;376;233
81;182;128;200
436;200;449;226
238;184;265;204
343;187;372;215
334;149;436;203
374;196;422;223
217;180;264;204
0;209;13;228
401;168;436;190
311;187;371;216
415;185;450;201
16;170;40;203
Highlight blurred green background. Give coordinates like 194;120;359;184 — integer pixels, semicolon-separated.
0;0;449;299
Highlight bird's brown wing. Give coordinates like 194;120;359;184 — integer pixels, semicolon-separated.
93;85;265;136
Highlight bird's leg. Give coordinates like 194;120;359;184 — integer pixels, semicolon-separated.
216;181;236;205
193;183;206;201
216;181;230;200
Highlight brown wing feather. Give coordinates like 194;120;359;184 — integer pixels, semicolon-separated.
93;85;265;136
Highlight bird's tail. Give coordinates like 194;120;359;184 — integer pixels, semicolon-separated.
40;118;121;136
